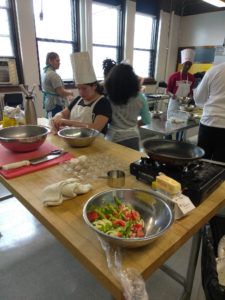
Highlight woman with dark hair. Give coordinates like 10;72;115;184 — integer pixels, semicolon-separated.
52;52;112;134
42;52;74;117
102;58;116;78
105;63;150;150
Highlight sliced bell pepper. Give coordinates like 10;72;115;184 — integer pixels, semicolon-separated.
113;219;125;226
87;211;100;222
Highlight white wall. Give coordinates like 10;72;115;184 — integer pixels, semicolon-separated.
180;11;225;47
15;0;44;117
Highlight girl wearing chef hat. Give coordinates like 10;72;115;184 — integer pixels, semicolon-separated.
166;48;195;139
52;52;112;134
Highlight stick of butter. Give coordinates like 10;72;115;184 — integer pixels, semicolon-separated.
156;174;181;195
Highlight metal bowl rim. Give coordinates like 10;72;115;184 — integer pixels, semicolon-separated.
0;125;49;141
83;188;174;243
58;127;100;140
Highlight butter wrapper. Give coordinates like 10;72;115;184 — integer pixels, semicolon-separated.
154;189;195;219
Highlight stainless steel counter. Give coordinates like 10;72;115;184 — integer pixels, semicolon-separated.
141;113;199;141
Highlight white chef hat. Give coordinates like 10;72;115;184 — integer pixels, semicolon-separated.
70;52;97;84
181;49;195;64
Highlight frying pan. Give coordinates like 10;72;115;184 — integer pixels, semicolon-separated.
143;139;205;166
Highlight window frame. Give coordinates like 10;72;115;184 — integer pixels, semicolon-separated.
34;0;80;86
0;0;24;89
133;12;157;80
92;0;124;78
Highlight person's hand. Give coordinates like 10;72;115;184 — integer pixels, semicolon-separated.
52;115;66;131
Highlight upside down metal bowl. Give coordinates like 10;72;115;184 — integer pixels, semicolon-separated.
83;188;174;248
0;125;49;152
58;127;99;147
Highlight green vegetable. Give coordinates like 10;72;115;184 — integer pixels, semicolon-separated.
114;196;122;206
95;208;106;219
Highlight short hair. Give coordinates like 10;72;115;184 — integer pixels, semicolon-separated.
46;52;59;65
102;58;116;78
105;63;139;105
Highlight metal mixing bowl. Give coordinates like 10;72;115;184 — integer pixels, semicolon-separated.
0;125;49;152
58;127;99;147
83;188;174;248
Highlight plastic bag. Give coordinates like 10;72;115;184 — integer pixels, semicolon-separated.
3;105;25;127
98;237;149;300
202;216;225;300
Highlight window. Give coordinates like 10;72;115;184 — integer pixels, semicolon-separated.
0;0;21;85
133;13;156;78
92;1;122;80
33;0;78;82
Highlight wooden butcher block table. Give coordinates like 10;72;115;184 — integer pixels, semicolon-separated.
1;134;225;300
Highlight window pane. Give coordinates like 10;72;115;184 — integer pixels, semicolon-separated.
38;41;73;81
134;13;153;49
33;0;72;41
0;37;13;56
92;3;119;46
93;46;117;80
0;0;8;7
0;10;10;35
133;50;150;78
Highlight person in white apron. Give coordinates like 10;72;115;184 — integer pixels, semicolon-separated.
104;63;150;150
166;48;195;140
52;52;112;133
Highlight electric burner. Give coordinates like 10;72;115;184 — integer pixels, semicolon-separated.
130;157;225;206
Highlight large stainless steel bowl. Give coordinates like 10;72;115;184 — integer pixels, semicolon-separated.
83;188;174;248
0;125;49;152
58;127;99;147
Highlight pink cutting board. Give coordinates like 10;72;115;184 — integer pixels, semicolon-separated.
0;142;74;179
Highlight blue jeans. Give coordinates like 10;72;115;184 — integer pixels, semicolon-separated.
46;105;63;118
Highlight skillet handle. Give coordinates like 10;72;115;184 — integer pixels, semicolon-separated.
200;159;225;167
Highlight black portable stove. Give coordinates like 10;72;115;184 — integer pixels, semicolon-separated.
130;157;225;206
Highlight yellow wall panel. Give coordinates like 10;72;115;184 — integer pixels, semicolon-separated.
178;63;213;74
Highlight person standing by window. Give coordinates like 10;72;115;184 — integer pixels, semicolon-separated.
42;52;74;117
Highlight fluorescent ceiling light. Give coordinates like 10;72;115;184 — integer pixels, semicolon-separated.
203;0;225;7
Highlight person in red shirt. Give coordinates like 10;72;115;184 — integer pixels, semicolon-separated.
166;48;195;140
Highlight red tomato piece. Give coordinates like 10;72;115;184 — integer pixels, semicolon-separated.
131;210;139;220
113;219;125;226
87;211;100;222
136;228;145;237
117;233;123;237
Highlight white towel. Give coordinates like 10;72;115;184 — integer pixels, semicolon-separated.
42;178;92;206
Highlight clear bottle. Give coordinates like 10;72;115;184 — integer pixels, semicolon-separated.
24;96;37;125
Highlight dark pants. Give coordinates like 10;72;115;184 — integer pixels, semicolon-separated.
117;138;139;151
197;123;225;162
46;105;63;118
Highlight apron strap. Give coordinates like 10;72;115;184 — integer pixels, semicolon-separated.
41;91;59;109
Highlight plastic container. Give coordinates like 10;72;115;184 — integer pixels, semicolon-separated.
167;110;189;124
202;215;225;300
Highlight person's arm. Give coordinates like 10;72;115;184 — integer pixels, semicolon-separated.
53;115;109;132
55;86;73;98
166;75;176;99
138;93;150;126
193;72;210;106
52;107;71;130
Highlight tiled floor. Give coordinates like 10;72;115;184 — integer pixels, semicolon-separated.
0;185;206;300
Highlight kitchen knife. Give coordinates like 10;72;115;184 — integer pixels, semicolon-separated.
1;151;68;171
